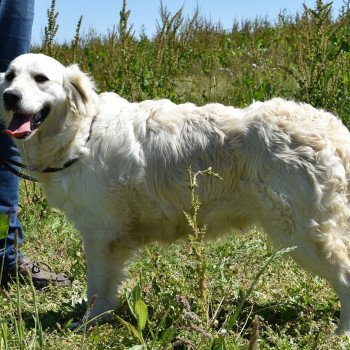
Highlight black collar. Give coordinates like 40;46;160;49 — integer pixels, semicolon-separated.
0;116;96;182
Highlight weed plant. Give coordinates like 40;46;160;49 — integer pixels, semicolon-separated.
35;0;350;123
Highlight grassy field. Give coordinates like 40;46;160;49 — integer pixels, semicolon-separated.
1;183;348;349
2;0;350;348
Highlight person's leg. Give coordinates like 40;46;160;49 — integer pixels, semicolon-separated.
0;0;71;287
0;0;34;272
0;126;23;271
0;0;34;70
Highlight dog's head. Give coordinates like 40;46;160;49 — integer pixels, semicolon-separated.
0;53;98;140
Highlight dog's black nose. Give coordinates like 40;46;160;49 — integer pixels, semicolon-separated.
3;90;22;110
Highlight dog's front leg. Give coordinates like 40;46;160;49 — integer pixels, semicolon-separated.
83;236;132;321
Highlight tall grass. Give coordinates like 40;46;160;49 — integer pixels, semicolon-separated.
37;0;350;123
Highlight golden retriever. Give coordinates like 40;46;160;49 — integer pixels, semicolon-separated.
1;53;350;336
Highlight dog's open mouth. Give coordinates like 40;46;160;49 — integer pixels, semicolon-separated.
4;106;50;139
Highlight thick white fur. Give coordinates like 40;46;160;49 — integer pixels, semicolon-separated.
1;53;350;335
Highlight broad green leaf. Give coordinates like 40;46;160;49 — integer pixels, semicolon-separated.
126;290;136;318
0;213;9;240
135;299;148;331
160;326;175;344
117;316;144;344
133;283;142;304
127;283;142;319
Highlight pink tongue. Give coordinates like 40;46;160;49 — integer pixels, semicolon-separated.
4;115;32;137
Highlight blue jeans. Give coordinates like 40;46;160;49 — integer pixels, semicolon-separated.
0;0;34;270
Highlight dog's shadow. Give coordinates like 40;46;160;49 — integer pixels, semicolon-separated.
216;298;339;335
22;301;86;331
22;297;339;337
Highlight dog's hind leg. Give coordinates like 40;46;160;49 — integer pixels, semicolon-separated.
259;185;350;337
332;279;350;337
288;235;350;337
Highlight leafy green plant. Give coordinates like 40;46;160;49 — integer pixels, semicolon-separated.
43;0;59;57
281;0;350;116
71;15;83;62
118;281;173;349
184;167;222;317
122;282;148;345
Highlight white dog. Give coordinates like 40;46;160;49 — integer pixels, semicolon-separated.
1;53;350;336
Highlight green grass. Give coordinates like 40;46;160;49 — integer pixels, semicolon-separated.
0;180;349;349
2;0;350;348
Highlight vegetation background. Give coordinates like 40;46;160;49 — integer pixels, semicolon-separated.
1;0;350;348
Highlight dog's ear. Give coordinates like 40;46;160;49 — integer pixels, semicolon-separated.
65;64;98;117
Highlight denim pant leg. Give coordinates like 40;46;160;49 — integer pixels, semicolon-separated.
0;0;34;71
0;0;34;271
0;128;23;271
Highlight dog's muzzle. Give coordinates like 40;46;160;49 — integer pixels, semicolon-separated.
3;90;22;110
3;94;50;139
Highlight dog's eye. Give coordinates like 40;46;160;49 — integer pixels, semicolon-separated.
34;74;49;83
5;71;15;82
